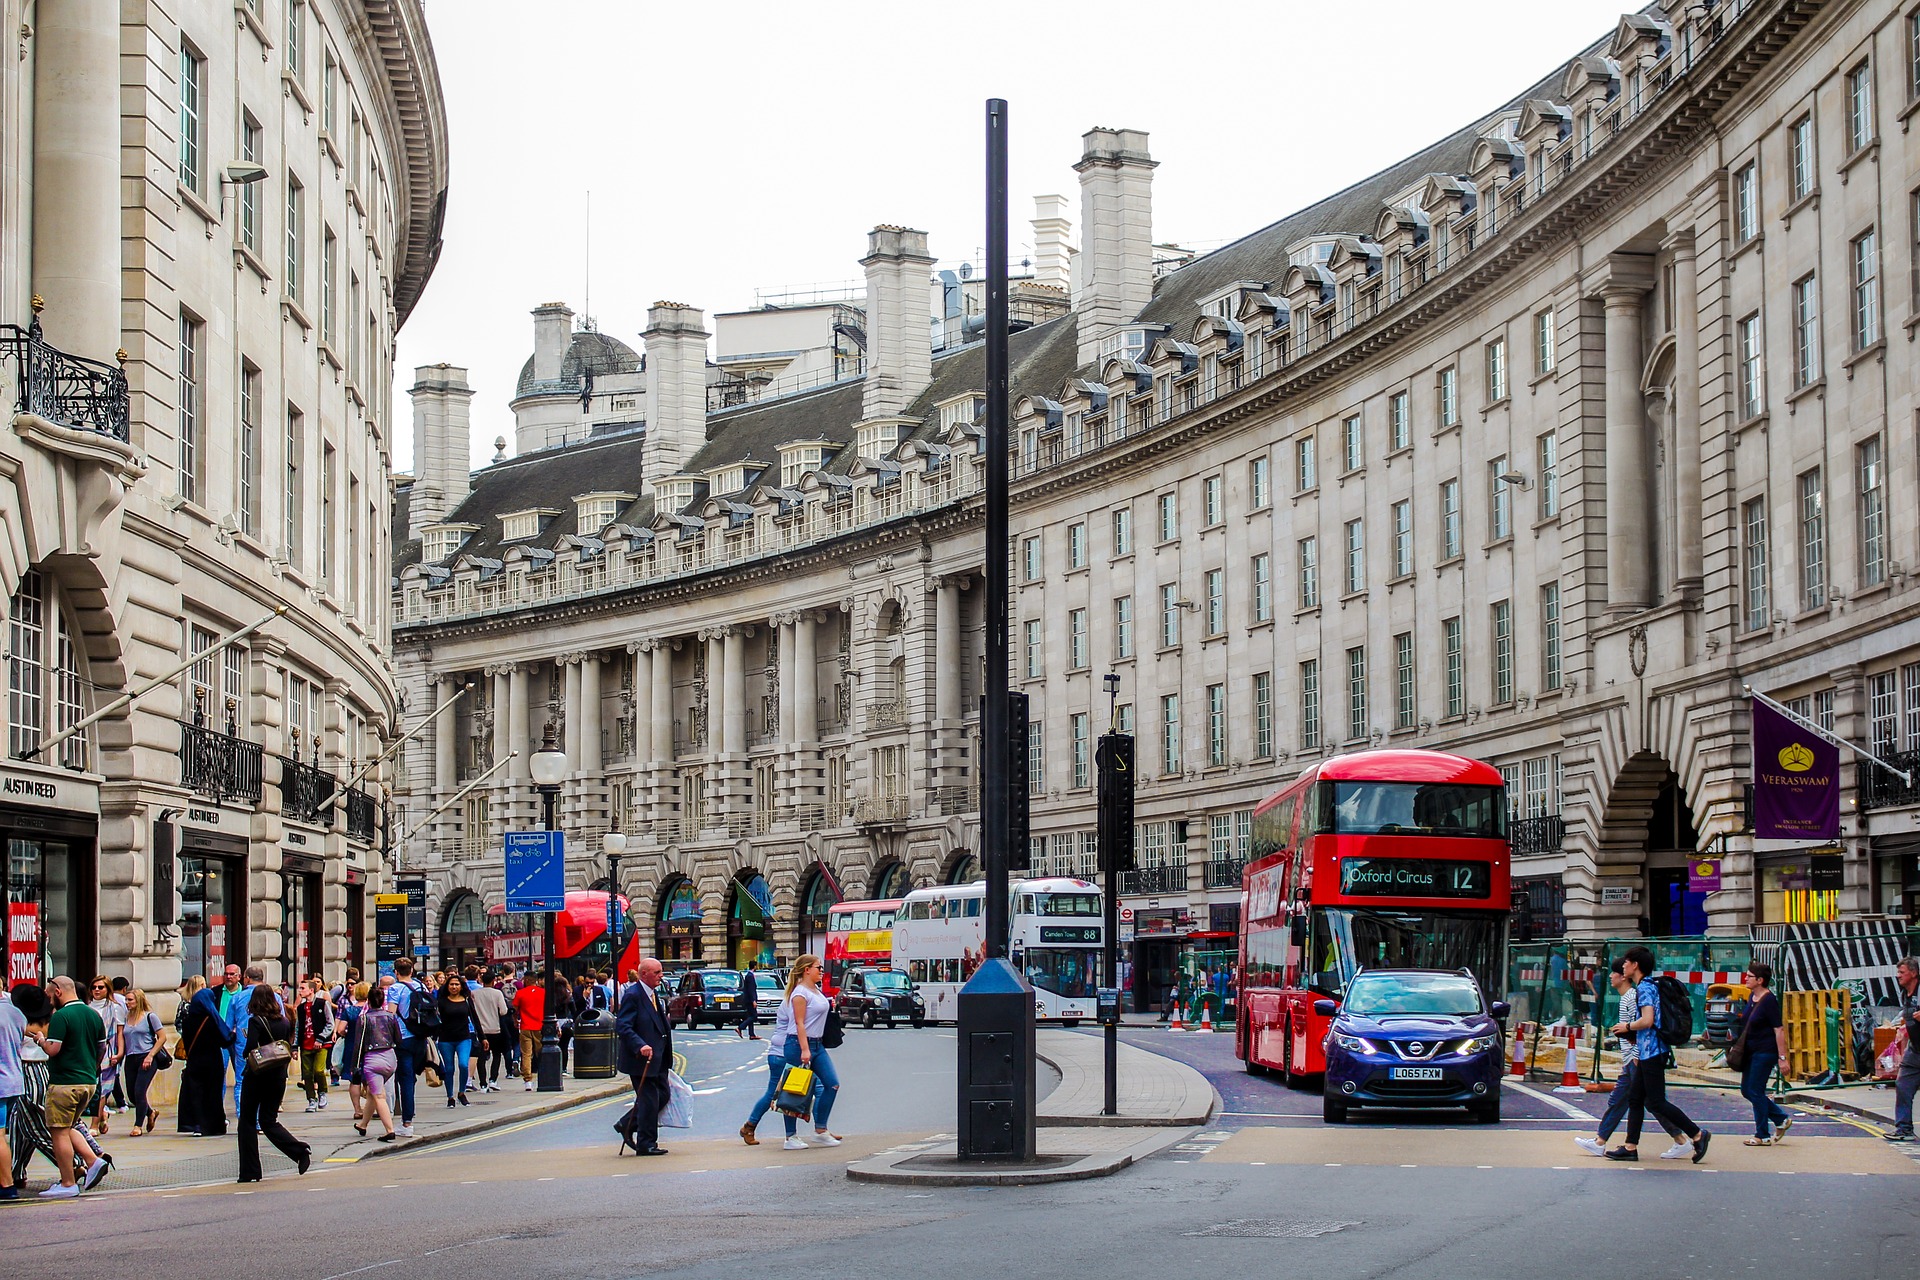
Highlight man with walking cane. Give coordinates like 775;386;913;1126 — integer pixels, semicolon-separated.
615;957;673;1156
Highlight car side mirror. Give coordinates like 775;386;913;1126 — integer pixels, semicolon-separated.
1313;999;1337;1017
1490;1001;1511;1022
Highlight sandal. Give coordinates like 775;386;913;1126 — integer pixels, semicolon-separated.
1742;1137;1773;1147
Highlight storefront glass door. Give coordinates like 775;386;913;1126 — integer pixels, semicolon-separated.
7;837;83;982
180;855;240;983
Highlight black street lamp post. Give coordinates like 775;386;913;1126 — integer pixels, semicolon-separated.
530;726;568;1092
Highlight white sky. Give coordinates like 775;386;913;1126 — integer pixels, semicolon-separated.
396;0;1634;472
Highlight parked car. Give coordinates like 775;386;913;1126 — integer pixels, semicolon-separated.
834;967;925;1028
667;968;747;1030
1317;968;1509;1125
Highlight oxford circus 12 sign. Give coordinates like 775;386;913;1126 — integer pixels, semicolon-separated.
1751;697;1840;841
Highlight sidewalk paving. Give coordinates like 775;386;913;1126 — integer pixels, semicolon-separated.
21;1071;630;1195
1036;1029;1217;1126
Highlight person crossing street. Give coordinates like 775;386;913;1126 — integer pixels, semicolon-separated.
615;957;673;1156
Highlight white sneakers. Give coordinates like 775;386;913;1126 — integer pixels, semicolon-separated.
1573;1136;1605;1156
782;1137;807;1150
1658;1142;1693;1160
304;1101;319;1113
523;1080;534;1091
811;1133;842;1147
38;1183;78;1198
317;1096;329;1110
396;1125;414;1138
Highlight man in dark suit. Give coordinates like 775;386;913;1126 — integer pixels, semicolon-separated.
615;956;673;1155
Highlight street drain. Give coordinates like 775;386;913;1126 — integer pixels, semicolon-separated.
1184;1219;1362;1239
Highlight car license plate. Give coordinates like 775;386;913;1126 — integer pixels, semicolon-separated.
1390;1066;1442;1080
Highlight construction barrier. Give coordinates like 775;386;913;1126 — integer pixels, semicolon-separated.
1783;988;1854;1083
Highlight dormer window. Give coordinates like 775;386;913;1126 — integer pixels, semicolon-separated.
936;394;985;433
421;523;476;563
1096;328;1150;363
779;443;827;488
1287;238;1339;269
499;509;558;542
856;420;904;459
707;465;747;496
574;492;633;533
658;478;698;512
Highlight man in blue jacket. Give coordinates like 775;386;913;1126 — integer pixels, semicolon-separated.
615;956;673;1156
218;965;249;1117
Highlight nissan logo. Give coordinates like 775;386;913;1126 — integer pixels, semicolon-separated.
1405;1042;1428;1058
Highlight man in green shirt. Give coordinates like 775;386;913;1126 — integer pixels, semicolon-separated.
27;975;108;1198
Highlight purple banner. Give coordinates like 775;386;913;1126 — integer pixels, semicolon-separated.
1687;858;1722;894
1752;697;1840;840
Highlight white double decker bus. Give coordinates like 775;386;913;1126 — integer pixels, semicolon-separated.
891;877;1103;1025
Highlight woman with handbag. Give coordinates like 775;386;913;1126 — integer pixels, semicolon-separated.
177;979;232;1137
236;984;310;1181
738;954;841;1151
121;989;167;1136
434;973;478;1106
1732;963;1793;1146
350;983;401;1143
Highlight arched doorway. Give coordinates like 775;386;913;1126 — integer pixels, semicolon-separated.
1645;772;1704;935
655;877;703;963
799;868;838;956
870;861;912;899
728;870;776;970
439;892;486;973
945;851;980;884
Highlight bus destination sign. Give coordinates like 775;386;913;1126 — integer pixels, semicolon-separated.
1039;926;1101;943
1339;857;1488;899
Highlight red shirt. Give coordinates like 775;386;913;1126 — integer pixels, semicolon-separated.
513;984;544;1028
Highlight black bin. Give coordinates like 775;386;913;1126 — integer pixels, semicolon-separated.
956;957;1036;1161
571;1006;617;1079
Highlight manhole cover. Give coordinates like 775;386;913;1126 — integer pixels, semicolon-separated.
1184;1219;1362;1239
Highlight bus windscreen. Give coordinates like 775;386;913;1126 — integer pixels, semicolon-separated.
1036;893;1100;917
1328;781;1505;838
1305;907;1506;998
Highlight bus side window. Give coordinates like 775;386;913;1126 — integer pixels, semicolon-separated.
965;898;981;918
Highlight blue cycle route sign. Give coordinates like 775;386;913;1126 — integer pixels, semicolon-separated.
504;831;566;911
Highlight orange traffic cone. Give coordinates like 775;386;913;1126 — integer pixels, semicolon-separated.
1196;1002;1214;1033
1509;1023;1530;1077
1555;1029;1585;1093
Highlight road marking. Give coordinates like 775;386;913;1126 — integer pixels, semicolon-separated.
1250;1161;1267;1166
1551;1166;1571;1170
323;1156;358;1163
235;1190;253;1195
319;1260;405;1280
1399;1164;1417;1168
1504;1079;1594;1121
692;1088;726;1096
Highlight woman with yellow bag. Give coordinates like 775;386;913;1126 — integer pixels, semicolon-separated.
738;954;842;1151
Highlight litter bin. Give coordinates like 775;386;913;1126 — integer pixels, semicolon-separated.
572;1006;617;1079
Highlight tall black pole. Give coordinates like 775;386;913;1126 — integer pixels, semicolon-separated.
536;785;563;1091
982;97;1011;959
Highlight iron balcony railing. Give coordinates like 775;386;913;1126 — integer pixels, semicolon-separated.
935;784;978;817
1509;815;1566;857
1204;858;1246;889
180;721;264;805
863;698;907;730
279;755;336;822
0;310;131;442
1861;752;1920;811
345;785;378;843
1120;864;1187;896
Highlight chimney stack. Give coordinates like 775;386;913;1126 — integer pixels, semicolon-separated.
1031;194;1073;292
531;302;573;383
860;225;936;419
407;363;475;537
642;302;709;493
1074;128;1156;367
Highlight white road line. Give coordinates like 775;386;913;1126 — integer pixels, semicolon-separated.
319;1260;405;1280
1504;1079;1595;1121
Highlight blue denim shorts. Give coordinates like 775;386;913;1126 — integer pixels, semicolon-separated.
0;1096;13;1127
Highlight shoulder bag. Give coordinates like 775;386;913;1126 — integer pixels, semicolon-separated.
245;1014;294;1071
820;1006;846;1050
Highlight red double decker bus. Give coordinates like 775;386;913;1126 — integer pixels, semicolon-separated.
822;898;901;995
1236;749;1511;1083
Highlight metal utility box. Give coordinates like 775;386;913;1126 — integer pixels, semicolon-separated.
956;957;1037;1161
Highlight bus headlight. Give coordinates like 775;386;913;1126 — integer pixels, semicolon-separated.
1332;1033;1376;1054
1456;1035;1499;1055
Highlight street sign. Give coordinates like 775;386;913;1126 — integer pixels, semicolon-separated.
374;892;407;963
505;830;566;911
605;896;625;937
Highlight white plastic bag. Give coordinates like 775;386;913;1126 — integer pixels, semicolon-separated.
660;1068;693;1128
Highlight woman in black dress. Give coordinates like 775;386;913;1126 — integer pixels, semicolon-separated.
177;980;233;1137
236;984;310;1181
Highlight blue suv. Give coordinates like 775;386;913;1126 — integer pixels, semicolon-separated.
1316;968;1509;1125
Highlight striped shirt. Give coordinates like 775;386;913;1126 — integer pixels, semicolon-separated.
1616;984;1641;1064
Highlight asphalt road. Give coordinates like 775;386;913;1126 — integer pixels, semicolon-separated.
10;1022;1918;1279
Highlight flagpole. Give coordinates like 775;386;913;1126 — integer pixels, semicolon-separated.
1745;683;1913;786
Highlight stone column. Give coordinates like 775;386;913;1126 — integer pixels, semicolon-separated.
30;0;122;358
793;614;818;746
650;640;673;765
491;667;511;768
563;657;583;764
433;675;456;793
723;629;747;757
705;632;726;756
508;665;531;780
580;652;602;774
936;581;960;724
629;643;653;764
1601;257;1655;612
776;617;796;744
1669;232;1703;595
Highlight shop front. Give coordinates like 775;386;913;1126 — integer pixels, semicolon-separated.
1126;904;1193;1014
799;867;838;957
280;852;323;988
729;872;776;971
1756;845;1846;924
177;807;250;984
0;762;101;985
655;880;704;963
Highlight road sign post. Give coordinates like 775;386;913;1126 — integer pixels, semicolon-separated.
1096;732;1134;1116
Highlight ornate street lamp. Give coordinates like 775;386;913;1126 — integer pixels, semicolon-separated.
529;725;568;1091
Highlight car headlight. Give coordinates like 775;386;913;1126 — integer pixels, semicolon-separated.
1456;1035;1499;1055
1332;1033;1376;1054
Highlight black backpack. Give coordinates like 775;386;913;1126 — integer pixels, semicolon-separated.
1651;975;1695;1048
403;983;442;1038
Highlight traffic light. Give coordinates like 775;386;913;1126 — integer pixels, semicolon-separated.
1008;691;1030;872
1097;732;1134;873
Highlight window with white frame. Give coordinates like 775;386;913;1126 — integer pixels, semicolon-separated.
1254;671;1273;758
1394;632;1416;729
1249;456;1271;509
1071;713;1090;788
1533;309;1555;377
1021;534;1042;582
1067;521;1087;569
1440;479;1462;560
1852;228;1880;350
1069;608;1088;670
1026;721;1044;795
1343;519;1365;594
1160;584;1180;648
1111;508;1132;556
1203;475;1222;526
286;176;304;303
1484;338;1507;403
1300;659;1320;750
1390;500;1413;578
779;445;825;488
576;494;629;531
1023;619;1043;679
1733;162;1758;243
179;44;204;192
1204;568;1224;636
1443;617;1464;717
1342;414;1363;472
1738;313;1764;418
1491;601;1513;705
1789;114;1815;201
1799;468;1825;610
178;311;203;504
1741;497;1770;631
1252;554;1272;622
1860;437;1887;586
1541;583;1562;691
1438;366;1459;428
1389;391;1410;451
1114;596;1133;659
1157;492;1178;542
1207;683;1227;767
1347;647;1368;741
1489;457;1512;540
9;572;89;768
1161;694;1181;775
1847;60;1874;153
1297;537;1319;608
1295;435;1316;491
1537;432;1559;519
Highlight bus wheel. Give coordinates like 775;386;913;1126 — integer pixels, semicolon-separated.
1323;1095;1348;1124
1281;1026;1302;1089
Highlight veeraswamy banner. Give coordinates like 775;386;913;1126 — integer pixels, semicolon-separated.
1752;697;1840;840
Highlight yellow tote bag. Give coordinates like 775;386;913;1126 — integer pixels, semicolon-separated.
775;1064;814;1116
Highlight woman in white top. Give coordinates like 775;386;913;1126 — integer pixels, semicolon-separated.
738;954;842;1150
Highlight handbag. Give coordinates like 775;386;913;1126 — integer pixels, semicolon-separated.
775;1063;815;1118
423;1059;443;1089
661;1069;693;1129
245;1015;294;1071
821;1007;846;1050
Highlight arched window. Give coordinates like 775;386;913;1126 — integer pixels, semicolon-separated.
439;891;487;972
871;861;912;899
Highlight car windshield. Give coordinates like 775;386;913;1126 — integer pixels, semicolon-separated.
1343;973;1484;1017
701;972;740;991
865;971;911;992
1327;781;1505;838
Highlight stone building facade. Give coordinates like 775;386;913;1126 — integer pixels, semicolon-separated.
395;0;1920;987
0;0;447;995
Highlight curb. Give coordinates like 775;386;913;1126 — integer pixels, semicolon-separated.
1032;1043;1221;1129
353;1078;630;1161
845;1126;1197;1187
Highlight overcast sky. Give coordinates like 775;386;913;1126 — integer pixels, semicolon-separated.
396;0;1634;471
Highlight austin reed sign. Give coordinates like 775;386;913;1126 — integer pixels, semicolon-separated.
1752;697;1839;840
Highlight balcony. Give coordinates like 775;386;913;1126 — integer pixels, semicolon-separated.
1204;858;1245;890
1861;753;1920;812
863;698;907;731
345;785;379;843
935;784;978;817
279;756;336;822
1120;864;1187;895
1;311;131;442
854;795;910;827
180;721;264;805
1509;815;1566;857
